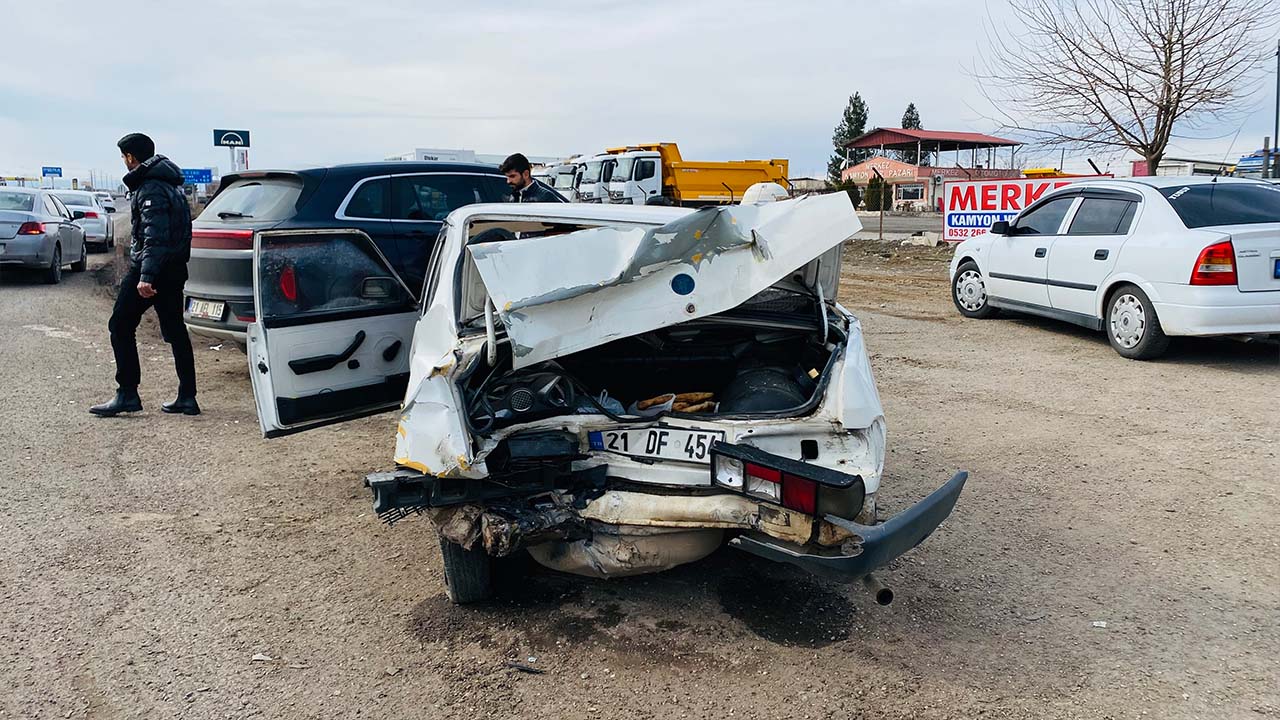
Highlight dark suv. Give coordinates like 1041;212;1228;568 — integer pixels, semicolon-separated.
185;162;557;346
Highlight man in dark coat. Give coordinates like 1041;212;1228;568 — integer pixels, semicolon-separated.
90;133;198;417
499;153;563;203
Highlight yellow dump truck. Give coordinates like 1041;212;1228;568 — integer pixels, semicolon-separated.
603;143;788;206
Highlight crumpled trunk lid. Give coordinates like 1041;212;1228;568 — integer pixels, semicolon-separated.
467;192;860;368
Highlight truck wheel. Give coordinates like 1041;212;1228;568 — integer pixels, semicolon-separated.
951;261;998;318
1106;284;1170;360
440;539;492;604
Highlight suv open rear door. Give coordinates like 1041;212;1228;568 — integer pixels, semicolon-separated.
247;229;419;438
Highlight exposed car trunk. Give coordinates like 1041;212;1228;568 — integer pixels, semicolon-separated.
463;300;842;434
1225;225;1280;293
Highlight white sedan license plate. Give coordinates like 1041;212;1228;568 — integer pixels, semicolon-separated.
589;427;725;464
187;298;225;321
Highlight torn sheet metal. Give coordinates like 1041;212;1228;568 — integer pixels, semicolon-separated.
526;527;724;578
468;192;861;368
579;490;813;546
394;307;474;477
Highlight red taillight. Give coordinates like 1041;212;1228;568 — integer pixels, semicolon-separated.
1190;240;1237;286
192;228;254;250
744;463;781;484
781;473;817;514
82;211;99;219
279;265;297;302
17;222;45;235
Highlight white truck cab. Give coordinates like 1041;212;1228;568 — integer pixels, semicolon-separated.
606;150;662;205
577;153;617;203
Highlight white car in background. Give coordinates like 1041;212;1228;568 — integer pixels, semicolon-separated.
948;176;1280;359
92;191;116;214
54;190;114;252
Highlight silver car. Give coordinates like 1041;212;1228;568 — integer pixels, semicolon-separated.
0;187;87;283
54;190;115;251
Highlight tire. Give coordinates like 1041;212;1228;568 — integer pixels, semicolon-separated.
44;245;62;285
951;261;999;318
1106;284;1170;360
70;244;87;272
439;538;492;604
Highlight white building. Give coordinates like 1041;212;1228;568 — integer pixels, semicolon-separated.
386;148;563;168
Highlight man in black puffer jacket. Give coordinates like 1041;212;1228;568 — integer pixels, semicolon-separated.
90;133;199;417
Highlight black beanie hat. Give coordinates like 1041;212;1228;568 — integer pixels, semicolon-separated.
117;133;155;161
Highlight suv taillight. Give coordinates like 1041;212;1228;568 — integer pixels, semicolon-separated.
1190;240;1237;286
16;222;45;235
192;228;254;249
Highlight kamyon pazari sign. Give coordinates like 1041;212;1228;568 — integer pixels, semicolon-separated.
942;177;1091;241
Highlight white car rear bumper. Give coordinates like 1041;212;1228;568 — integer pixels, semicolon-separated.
1150;283;1280;336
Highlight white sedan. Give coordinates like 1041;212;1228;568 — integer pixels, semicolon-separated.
948;176;1280;359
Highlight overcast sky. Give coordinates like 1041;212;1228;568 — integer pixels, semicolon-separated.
4;0;1277;186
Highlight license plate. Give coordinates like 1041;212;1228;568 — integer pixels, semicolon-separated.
1273;258;1280;278
588;427;725;464
187;298;225;321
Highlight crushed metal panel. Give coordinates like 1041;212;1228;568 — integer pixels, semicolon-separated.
468;193;862;368
394;302;475;477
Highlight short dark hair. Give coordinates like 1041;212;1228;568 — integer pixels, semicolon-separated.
117;133;155;161
499;153;531;174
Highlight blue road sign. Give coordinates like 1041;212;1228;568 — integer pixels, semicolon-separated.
41;166;62;178
213;129;251;148
182;168;214;185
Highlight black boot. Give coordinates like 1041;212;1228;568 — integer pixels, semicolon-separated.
161;396;201;416
89;390;143;417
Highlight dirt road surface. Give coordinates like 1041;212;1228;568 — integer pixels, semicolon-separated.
1;220;1276;719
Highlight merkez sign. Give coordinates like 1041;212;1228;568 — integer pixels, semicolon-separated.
942;177;1084;241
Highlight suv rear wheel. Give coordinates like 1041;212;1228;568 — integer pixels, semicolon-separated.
1106;284;1170;360
440;538;492;604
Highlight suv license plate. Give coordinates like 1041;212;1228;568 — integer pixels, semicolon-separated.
589;427;725;464
187;298;225;321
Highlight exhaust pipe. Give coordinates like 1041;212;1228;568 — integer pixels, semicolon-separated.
862;574;894;606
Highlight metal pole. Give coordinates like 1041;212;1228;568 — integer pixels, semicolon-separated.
1273;40;1279;178
873;168;885;241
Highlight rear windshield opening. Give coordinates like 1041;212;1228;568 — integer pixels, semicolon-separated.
199;178;303;223
1159;183;1280;228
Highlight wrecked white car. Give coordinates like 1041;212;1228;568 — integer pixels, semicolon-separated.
245;193;967;603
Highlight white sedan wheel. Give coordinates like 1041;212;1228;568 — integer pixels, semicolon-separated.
1109;293;1146;349
955;269;987;312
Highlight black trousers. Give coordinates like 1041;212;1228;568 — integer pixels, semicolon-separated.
109;265;196;398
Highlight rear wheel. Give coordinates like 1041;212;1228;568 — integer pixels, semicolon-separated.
951;261;998;318
1106;285;1170;360
70;244;87;272
440;538;493;604
43;245;62;284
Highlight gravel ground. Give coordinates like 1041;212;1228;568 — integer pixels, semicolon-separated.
0;217;1276;720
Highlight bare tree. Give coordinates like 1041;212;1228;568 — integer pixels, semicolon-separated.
977;0;1276;173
